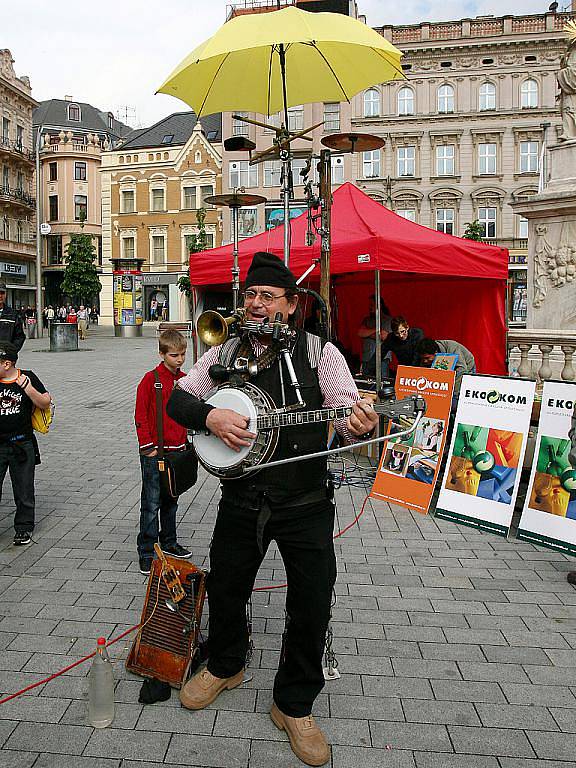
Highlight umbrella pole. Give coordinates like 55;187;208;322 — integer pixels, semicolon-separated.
279;43;292;267
231;204;240;310
319;149;332;337
375;271;382;395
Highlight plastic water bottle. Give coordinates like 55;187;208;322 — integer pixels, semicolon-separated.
88;637;115;728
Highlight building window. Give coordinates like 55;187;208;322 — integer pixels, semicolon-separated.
397;146;415;177
323;103;340;131
161;134;174;144
237;208;258;238
263;160;281;187
16;125;23;150
287;105;303;132
74;194;87;221
2;216;8;240
331;155;344;184
183;186;196;209
519;141;539;173
479;82;496;111
363;88;380;117
292;158;310;185
397;208;416;222
49;195;58;221
16;172;23;192
478;143;497;175
437;84;455;114
68;104;81;121
200;185;214;206
233;112;249;136
74;161;87;181
49;162;58;182
436;208;454;235
151;188;165;211
229;160;258;188
398;87;414;116
478;207;496;238
363;150;381;178
122;236;135;259
518;216;529;239
521;79;538;108
121;189;135;213
16;221;23;243
47;234;63;264
152;235;165;264
2;165;8;190
1;117;9;142
436;144;455;176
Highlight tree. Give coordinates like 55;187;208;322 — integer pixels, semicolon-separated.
178;208;208;299
60;218;102;306
462;220;484;242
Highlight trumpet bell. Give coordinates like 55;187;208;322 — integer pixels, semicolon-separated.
196;310;244;346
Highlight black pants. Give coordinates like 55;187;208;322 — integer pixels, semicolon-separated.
0;440;36;533
207;496;337;718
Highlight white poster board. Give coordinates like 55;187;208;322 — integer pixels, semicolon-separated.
518;381;576;555
436;375;535;536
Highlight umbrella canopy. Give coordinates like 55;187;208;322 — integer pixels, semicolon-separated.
157;6;404;116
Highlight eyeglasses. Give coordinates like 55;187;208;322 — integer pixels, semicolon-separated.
243;289;287;306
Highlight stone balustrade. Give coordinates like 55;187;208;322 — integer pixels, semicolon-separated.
508;329;576;382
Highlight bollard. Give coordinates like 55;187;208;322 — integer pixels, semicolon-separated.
49;322;78;352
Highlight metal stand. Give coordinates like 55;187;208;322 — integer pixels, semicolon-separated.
230;202;240;310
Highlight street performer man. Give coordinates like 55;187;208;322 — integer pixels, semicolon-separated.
167;252;377;767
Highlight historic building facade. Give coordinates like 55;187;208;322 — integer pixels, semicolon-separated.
0;50;37;309
100;113;222;324
33;99;131;307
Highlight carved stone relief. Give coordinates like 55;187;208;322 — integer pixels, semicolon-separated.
532;221;576;307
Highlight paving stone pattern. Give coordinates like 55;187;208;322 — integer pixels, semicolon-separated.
1;327;576;767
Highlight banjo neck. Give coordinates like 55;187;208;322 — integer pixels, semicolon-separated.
256;399;418;430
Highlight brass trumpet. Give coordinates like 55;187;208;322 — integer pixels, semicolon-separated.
196;309;245;346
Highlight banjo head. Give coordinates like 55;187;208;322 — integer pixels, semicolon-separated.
193;387;259;471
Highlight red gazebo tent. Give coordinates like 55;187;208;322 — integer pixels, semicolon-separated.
190;183;509;374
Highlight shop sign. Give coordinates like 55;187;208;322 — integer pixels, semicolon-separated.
0;261;28;277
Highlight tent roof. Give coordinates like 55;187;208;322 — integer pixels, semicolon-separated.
189;182;508;285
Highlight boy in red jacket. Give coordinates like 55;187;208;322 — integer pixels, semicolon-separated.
134;330;191;574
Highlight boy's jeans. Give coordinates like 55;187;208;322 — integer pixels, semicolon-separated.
137;454;178;559
0;440;36;533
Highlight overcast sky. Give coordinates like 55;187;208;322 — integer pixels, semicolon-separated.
5;0;560;129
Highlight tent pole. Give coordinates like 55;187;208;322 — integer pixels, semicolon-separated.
375;271;382;396
319;148;332;336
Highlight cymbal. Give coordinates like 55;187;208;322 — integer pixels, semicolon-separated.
204;193;267;208
321;133;385;153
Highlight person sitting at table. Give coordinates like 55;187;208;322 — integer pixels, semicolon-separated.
417;337;476;401
380;316;424;368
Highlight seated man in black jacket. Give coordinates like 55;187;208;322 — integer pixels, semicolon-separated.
0;282;25;351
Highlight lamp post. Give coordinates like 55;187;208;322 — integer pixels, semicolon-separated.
35;125;44;336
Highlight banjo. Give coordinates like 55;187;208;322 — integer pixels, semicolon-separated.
192;382;425;479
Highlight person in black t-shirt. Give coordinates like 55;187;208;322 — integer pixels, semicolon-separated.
381;315;425;368
0;342;50;545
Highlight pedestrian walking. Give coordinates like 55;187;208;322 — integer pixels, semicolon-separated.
0;281;25;351
0;341;51;546
77;306;89;340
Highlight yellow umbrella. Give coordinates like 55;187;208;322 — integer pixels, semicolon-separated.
157;6;404;117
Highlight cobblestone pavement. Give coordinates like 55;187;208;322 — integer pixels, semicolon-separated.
1;326;576;768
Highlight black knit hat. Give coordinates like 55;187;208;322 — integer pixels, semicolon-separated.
245;252;297;290
0;342;18;362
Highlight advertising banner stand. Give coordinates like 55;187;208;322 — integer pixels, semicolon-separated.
436;375;535;536
370;366;454;514
518;381;576;555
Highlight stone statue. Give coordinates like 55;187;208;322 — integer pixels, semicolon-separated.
558;38;576;141
533;224;553;307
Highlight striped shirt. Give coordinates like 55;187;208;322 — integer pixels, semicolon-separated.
178;336;361;443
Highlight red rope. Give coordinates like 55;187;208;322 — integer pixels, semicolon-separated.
0;495;371;706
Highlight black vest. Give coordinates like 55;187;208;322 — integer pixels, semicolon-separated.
220;332;328;504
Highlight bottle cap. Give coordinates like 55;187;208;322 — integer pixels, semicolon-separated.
97;637;106;646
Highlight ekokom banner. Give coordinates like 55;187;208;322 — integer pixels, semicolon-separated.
370;366;454;514
518;381;576;554
436;375;535;536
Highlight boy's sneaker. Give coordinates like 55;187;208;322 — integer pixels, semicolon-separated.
139;556;153;575
13;531;32;546
161;543;191;559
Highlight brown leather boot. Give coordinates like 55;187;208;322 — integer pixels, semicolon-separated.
179;667;244;710
270;702;331;766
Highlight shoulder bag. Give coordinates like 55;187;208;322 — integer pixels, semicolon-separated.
153;371;198;499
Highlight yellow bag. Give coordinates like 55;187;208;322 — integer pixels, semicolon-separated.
31;402;53;433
